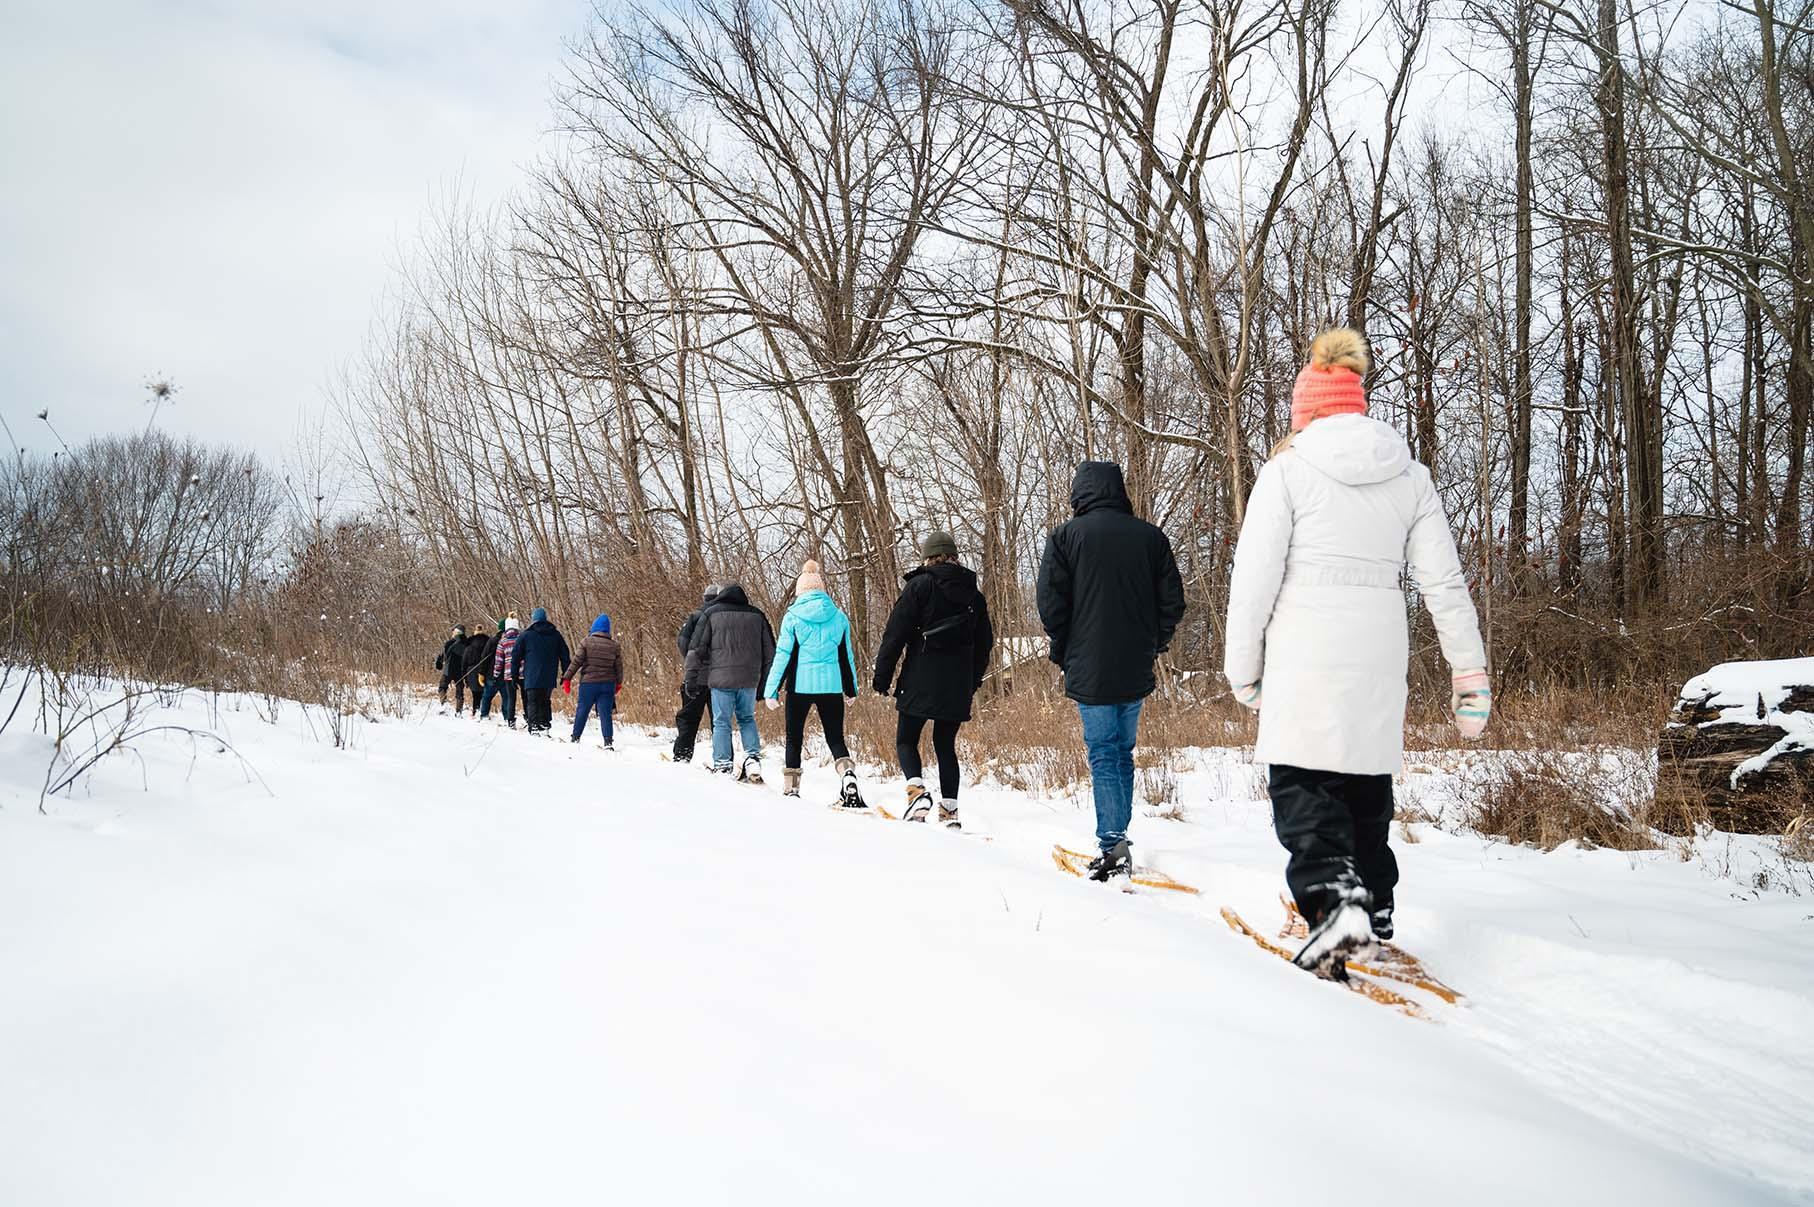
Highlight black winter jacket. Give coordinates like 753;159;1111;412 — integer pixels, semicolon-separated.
677;606;709;658
516;619;572;691
873;561;995;722
1036;461;1186;705
458;633;492;680
684;584;775;693
436;636;463;674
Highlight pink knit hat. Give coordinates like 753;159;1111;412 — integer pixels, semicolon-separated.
1291;328;1370;431
795;559;827;596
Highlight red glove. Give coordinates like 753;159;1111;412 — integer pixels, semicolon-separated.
562;681;572;695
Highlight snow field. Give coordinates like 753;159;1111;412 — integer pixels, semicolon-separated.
1;685;1810;1205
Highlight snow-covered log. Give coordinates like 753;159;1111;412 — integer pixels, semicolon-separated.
1656;658;1814;833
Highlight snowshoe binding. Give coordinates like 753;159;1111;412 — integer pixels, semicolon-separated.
738;755;764;785
1292;884;1374;981
937;799;960;830
782;768;802;799
1087;839;1132;884
831;757;867;811
902;779;934;823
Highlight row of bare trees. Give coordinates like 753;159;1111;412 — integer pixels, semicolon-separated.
342;0;1814;696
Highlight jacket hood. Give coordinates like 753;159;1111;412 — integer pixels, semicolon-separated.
525;618;558;634
591;614;611;635
1070;461;1133;515
1289;414;1412;485
717;583;750;607
789;590;839;624
702;587;720;606
907;559;979;604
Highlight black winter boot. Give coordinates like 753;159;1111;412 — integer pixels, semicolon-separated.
1087;839;1132;882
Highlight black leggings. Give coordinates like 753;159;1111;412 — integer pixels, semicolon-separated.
896;713;961;800
784;692;849;769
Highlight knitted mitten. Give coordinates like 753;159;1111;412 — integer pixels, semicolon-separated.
1451;669;1492;739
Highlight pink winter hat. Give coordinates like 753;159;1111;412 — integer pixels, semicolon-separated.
1291;328;1370;431
795;558;827;596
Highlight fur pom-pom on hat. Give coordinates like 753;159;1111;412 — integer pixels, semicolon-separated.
796;559;827;596
1291;327;1370;432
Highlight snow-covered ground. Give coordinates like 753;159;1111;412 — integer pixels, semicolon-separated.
2;684;1811;1205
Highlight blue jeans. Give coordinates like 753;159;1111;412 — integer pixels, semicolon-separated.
1079;700;1143;851
710;687;760;765
571;682;617;743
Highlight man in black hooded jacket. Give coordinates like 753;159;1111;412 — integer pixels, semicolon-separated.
1037;461;1186;881
672;585;720;762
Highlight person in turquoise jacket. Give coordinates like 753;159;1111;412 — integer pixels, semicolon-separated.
762;560;864;807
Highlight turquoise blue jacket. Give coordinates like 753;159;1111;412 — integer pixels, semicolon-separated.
763;590;857;698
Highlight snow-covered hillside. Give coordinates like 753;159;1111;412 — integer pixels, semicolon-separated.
2;685;1810;1205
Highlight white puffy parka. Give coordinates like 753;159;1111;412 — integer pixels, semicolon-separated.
1223;414;1487;775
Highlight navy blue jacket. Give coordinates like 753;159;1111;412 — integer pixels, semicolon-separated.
516;619;572;690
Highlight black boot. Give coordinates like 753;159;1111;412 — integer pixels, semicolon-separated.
1087;839;1131;883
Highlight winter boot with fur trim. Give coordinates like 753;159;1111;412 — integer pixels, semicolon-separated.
902;778;934;823
782;768;802;798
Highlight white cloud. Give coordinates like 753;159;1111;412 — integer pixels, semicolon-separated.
0;0;586;460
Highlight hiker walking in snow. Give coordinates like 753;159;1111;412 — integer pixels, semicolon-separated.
490;616;525;729
873;531;994;829
1037;462;1186;881
458;627;491;719
672;585;720;762
436;626;467;709
683;582;775;781
517;607;571;735
1224;328;1489;978
562;614;623;749
761;561;863;807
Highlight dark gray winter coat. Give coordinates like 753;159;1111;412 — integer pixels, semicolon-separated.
683;583;775;694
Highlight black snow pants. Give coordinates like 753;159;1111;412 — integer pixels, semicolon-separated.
673;687;712;761
783;692;849;770
523;687;555;733
1268;765;1398;923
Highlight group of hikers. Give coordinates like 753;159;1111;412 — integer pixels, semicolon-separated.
432;330;1492;979
435;608;623;745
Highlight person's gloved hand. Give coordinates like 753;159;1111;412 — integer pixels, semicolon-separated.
765;697;780;712
1230;680;1262;711
562;681;572;696
1452;669;1492;739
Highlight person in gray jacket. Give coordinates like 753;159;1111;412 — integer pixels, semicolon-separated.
683;582;776;781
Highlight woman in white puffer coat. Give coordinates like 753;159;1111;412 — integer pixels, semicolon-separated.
1224;328;1491;977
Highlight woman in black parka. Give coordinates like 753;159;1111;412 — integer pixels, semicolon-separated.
872;530;995;828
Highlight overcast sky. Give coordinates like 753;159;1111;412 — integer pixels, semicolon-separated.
0;0;588;462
